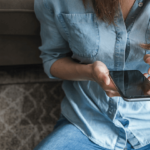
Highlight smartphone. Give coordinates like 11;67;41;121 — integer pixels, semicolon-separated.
109;70;150;102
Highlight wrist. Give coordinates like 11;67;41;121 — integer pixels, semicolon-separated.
86;63;95;81
75;63;94;81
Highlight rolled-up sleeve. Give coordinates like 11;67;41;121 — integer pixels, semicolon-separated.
34;0;71;80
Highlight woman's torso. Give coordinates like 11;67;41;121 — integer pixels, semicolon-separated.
39;0;150;149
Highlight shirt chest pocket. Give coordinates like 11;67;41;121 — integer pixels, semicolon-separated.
57;13;100;58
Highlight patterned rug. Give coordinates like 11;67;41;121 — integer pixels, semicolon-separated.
0;65;65;150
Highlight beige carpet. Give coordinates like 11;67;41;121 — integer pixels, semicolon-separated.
0;65;65;150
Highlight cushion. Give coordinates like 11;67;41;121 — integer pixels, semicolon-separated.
0;0;40;35
0;35;42;65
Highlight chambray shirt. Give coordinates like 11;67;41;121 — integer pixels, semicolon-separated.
34;0;150;149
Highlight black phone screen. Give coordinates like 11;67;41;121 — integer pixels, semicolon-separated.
109;70;150;100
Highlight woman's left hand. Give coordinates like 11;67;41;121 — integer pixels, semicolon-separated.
143;54;150;81
142;54;150;95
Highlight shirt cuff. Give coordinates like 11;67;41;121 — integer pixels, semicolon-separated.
43;59;63;80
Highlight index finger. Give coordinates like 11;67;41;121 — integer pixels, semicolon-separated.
104;76;118;91
109;77;118;91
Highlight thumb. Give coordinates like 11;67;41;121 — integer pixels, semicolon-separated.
103;73;110;85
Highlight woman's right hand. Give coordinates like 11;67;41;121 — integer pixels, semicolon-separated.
91;61;120;97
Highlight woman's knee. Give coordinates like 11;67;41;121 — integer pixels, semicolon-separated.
33;118;79;150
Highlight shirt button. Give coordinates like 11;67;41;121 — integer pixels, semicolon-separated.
138;2;143;7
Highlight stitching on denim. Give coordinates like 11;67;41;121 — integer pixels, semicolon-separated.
57;14;70;43
61;112;113;150
145;19;150;44
145;19;150;55
58;13;100;58
43;0;53;14
94;14;100;57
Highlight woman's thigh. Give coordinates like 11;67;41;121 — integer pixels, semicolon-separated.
33;114;109;150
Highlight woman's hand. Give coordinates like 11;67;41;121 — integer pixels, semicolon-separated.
143;54;150;80
91;61;120;97
140;79;150;96
141;54;150;95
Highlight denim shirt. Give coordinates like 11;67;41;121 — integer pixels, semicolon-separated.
34;0;150;149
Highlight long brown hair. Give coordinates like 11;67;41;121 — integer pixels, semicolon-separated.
82;0;150;50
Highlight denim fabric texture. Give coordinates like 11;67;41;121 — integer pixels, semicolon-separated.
33;114;150;150
34;0;150;149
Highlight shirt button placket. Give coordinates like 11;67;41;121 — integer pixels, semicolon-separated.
138;2;143;7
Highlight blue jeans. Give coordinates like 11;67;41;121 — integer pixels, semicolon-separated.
34;114;150;150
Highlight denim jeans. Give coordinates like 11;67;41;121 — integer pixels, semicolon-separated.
33;114;150;150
